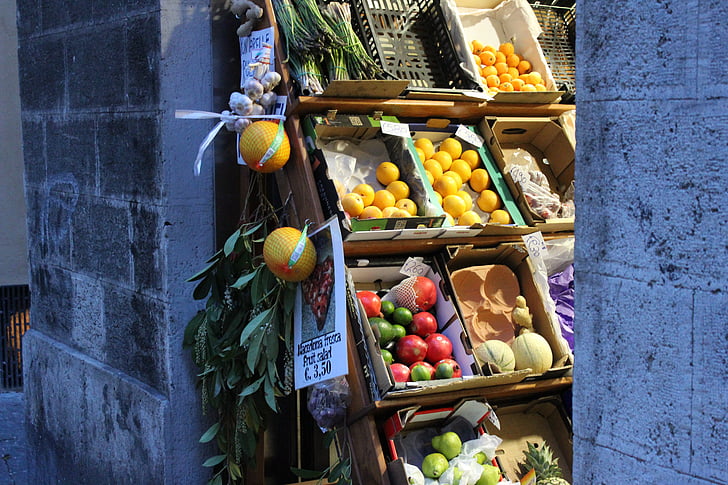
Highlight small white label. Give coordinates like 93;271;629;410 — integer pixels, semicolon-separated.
380;120;411;138
486;408;501;430
456;125;484;147
522;232;547;258
400;257;429;277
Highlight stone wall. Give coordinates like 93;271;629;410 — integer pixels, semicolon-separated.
574;1;728;483
17;0;217;482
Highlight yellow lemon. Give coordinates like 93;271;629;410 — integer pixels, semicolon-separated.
458;210;482;226
424;170;435;185
372;189;396;210
414;138;435;160
352;183;375;206
395;198;418;216
433;174;460;197
470;168;490;192
432;191;443;206
456;190;473;209
359;205;383;219
450;159;472;183
443;170;463;187
443;194;467;218
477;189;501;213
439;138;463;160
431;151;453;172
381;206;400;218
424;159;444;181
341;192;365;217
489;209;511;224
376;162;400;186
386;180;410;201
461;150;481;170
415;147;426;163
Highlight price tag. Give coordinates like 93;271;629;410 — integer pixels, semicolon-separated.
380;120;411;138
522;232;547;259
400;257;429;277
509;165;530;185
456;124;484;147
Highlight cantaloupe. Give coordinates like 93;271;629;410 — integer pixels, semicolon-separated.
512;332;553;374
474;340;515;372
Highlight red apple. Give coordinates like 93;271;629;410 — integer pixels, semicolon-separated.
410;311;438;338
390;363;410;383
425;333;453;363
357;290;381;318
435;358;462;378
395;334;428;365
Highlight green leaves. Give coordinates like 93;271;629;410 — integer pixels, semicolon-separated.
199;422;221;443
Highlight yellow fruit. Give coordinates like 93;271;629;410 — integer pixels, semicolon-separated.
372;189;396;210
482;44;496;54
471;39;485;54
439;138;463;160
414;138;435;160
507;66;520;79
395;198;418;216
470;168;490;192
376;162;400;186
333;179;346;198
424;159;444;181
431;151;453;172
461;150;480;170
535;83;547;91
352;183;375;206
341;192;365;217
456;190;473;209
481;65;498;78
386;180;410;201
517;59;531;74
443;194;467;218
485;74;500;88
393;208;412;218
458;210;482;226
477;189;501;212
263;227;316;282
494;51;507;64
443;213;455;226
443;170;463;187
499;72;513;84
424;170;435;185
479;50;496;66
506;53;520;68
495;62;508;75
381;206;400;218
415;147;426;162
489;209;511;224
499;42;515;56
239;121;290;173
450;159;472;183
521;83;537;92
499;81;514;92
433;174;459;197
432;191;443;206
359;205;383;219
526;71;543;85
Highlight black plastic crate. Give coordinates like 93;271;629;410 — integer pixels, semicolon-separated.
529;0;576;103
350;0;481;91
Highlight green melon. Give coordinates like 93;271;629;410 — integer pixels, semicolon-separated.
512;332;553;374
474;340;516;372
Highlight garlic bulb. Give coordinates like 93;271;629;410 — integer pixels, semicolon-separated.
250;103;265;116
261;71;282;92
233;118;252;133
229;92;253;115
243;78;264;101
259;91;277;109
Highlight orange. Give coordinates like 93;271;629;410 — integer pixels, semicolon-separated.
481;65;498;77
239;121;290;173
372;189;396;210
432;190;442;206
471;39;485;54
477;189;501;212
499;42;515;57
472;54;482;67
431;150;453;171
456;190;473;209
395;198;418;216
461;150;481;170
517;59;531;74
386;180;410;201
458;210;482;226
499;72;513;84
485;74;500;88
494;62;509;75
499;82;514;92
352;183;375;206
415;147;426;162
376;161;400;186
507;67;520;79
469;168;490;192
495;51;507;64
381;206;400;218
479;50;496;66
450;159;472;183
341;192;365;217
433;174;460;197
414;138;435;160
526;71;543;85
521;83;537;92
511;78;525;91
359;205;383;219
443;195;467;218
506;53;520;68
424;170;435;185
489;209;511;224
263;227;316;282
424;159;444;181
443;170;463;187
439;137;463;160
482;44;497;54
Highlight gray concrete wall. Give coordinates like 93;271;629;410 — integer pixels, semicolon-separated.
16;0;217;482
574;1;728;483
0;0;28;287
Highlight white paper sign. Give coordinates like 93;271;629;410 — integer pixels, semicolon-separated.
294;217;348;389
456;124;484;147
522;231;547;259
380;120;411;138
399;257;429;277
239;28;275;86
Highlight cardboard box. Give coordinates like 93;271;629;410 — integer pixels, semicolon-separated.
479;115;575;232
483;397;572;483
442;0;564;103
345;257;530;402
437;243;572;379
303;114;446;241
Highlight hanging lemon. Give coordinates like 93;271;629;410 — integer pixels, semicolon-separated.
239;120;291;173
263;227;317;282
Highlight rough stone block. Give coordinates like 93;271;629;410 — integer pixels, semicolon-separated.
23;330;166;485
92;0;158;20
97;115;162;201
28;264;74;341
127;15;160;107
40;0;91;31
46;117;97;195
17;36;65;112
574;276;692;469
16;0;41;38
130;202;164;292
697;0;728;100
20;119;45;188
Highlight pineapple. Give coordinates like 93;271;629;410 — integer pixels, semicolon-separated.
522;441;570;485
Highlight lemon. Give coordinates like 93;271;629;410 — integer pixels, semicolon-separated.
439;137;462;160
352;183;375;206
415;147;426;162
395;198;418;216
489;209;511;224
450;159;472;183
341;192;365;217
443;170;463;187
386;180;410;201
424;170;435;185
443;195;467;218
470;168;490;192
431;151;453;172
477;189;501;213
414;138;435;160
423;159;444;181
461;150;481;170
372;189;396;210
458;210;482;226
433;174;459;197
376;162;400;186
381;206;400;218
359;205;383;219
456;190;473;209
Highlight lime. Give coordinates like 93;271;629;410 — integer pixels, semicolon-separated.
392;324;407;340
392;307;413;326
435;362;454;379
380;300;395;319
410;363;432;381
381;348;394;365
370;317;394;347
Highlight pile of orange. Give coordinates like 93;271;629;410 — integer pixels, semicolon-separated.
470;41;548;94
339;161;418;220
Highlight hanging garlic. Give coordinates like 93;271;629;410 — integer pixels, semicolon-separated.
229;92;254;115
258;91;277;110
261;71;282;92
221;110;237;132
247;61;269;81
243;78;264;101
233;118;252;133
250;103;265;116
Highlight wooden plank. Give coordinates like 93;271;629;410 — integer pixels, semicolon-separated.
346;414;391;485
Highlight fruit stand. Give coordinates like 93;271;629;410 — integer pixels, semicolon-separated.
181;0;576;483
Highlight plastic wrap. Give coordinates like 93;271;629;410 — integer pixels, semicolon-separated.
306;376;351;431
